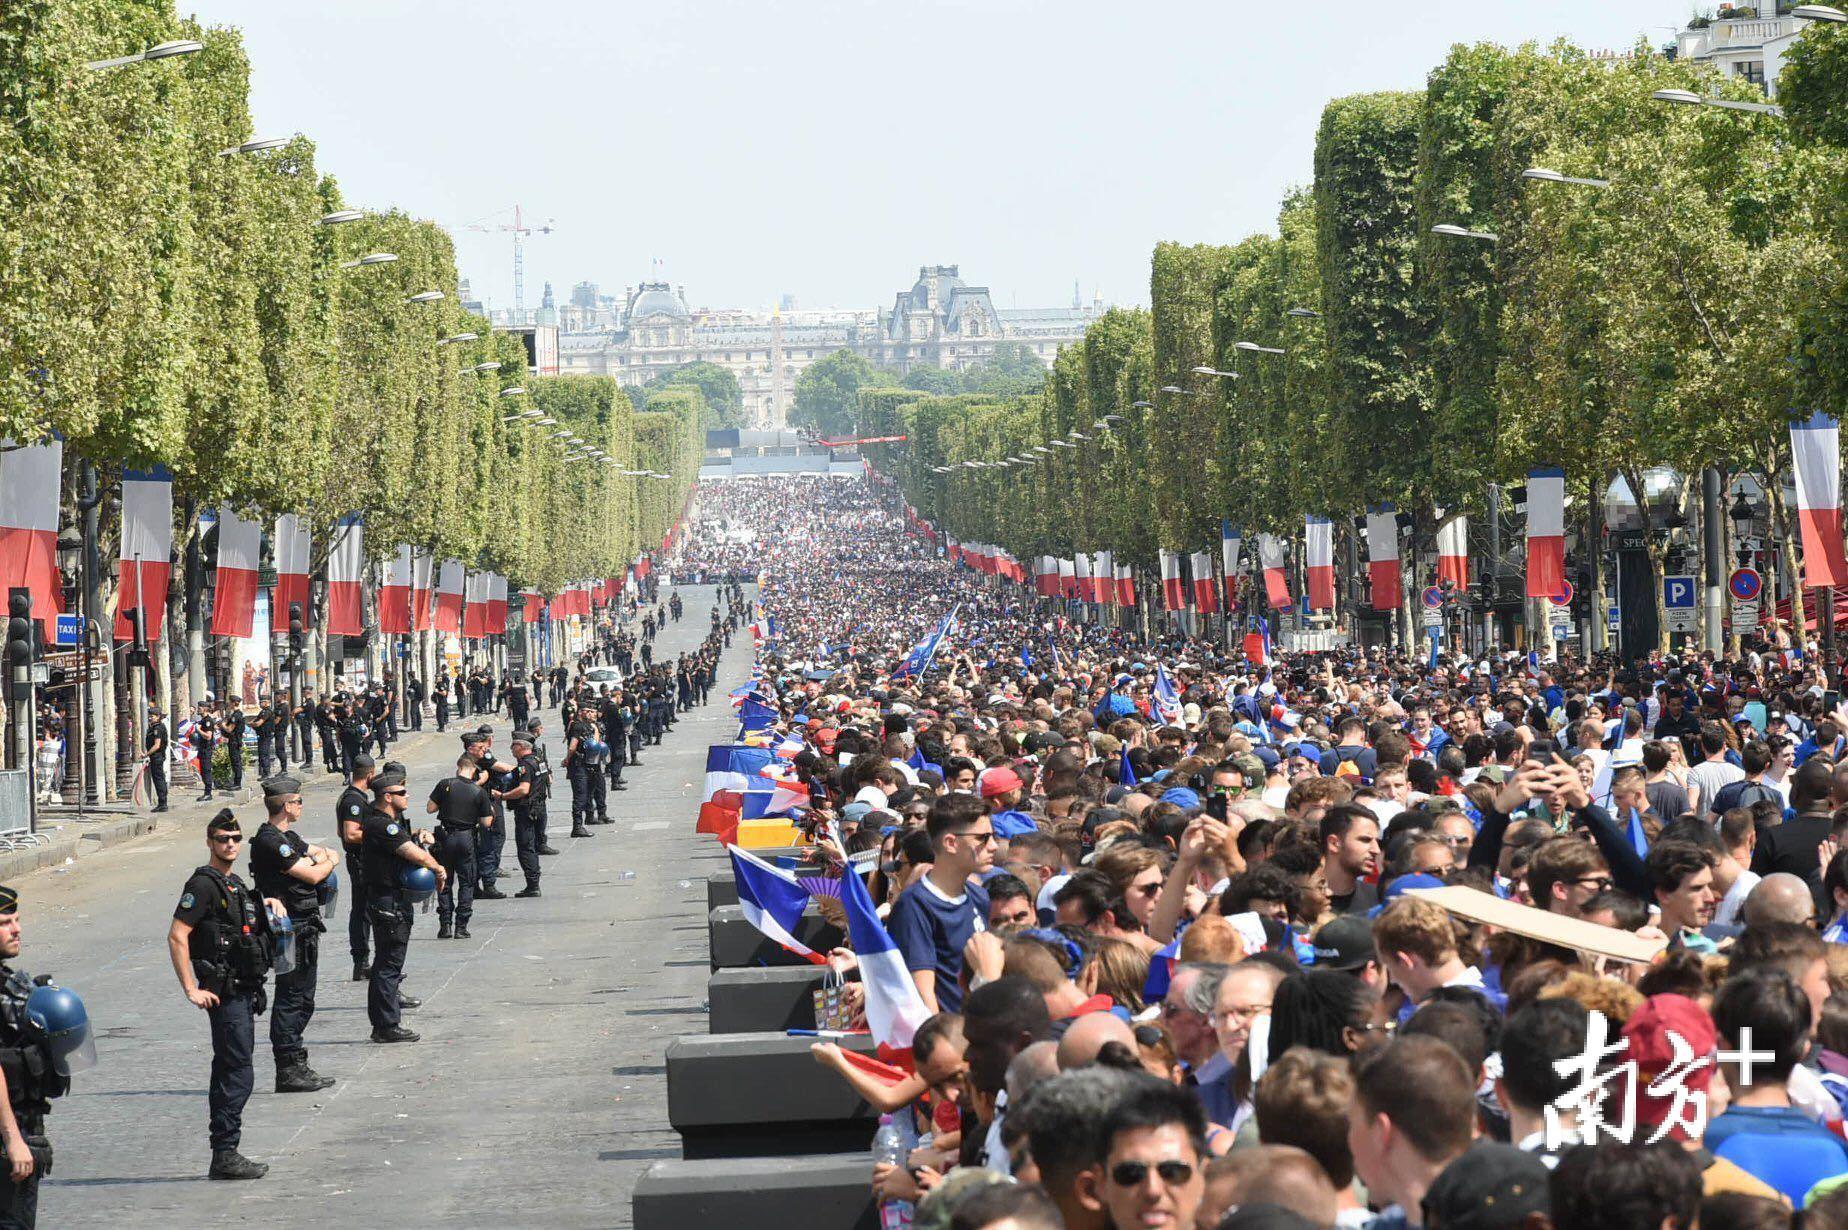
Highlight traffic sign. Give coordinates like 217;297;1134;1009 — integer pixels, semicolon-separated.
1548;578;1575;607
52;613;79;648
1607;604;1621;629
1731;599;1761;634
1422;586;1444;610
1421;606;1443;628
1729;568;1763;603
1663;576;1696;609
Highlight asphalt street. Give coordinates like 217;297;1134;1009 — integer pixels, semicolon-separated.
21;584;750;1227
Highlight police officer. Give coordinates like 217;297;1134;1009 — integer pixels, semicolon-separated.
192;703;218;802
166;810;278;1180
433;672;450;732
525;718;558;854
361;769;444;1043
0;884;89;1228
600;689;630;793
145;707;170;813
425;756;490;939
495;734;543;898
220;702;246;791
564;713;596;840
251;702;275;780
247;776;339;1094
337;755;376;982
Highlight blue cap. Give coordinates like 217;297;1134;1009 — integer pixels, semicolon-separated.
842;802;874;824
1383;872;1447;902
1159;787;1202;809
1250;746;1281;770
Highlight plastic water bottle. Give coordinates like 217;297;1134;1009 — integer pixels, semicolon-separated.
873;1114;913;1228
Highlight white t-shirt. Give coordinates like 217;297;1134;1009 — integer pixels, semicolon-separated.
1713;870;1760;928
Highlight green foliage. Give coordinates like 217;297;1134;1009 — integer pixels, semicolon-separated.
791;348;878;437
1149;242;1233;549
643;360;743;431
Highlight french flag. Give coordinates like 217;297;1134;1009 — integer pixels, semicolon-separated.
274;514;311;627
520;588;543;624
1436;514;1470;589
208;508;262;639
377;544;414;636
1221;521;1242;611
1190;551;1219;614
1058;557;1077;600
1243;615;1273;667
1793;412;1848;589
759;763;811;814
1160;549;1186;611
1154;665;1184;725
837;853;930;1052
1524;467;1567;599
0;438;63;638
411;550;434;632
1260;534;1292;609
488;574;509;633
1093;551;1113;606
1035;556;1057;598
1305;516;1334;611
1074;552;1094;602
114;469;173;644
1366;506;1401;612
325;515;365;638
729;846;827;965
1115;562;1135;607
435;560;465;633
463;572;492;639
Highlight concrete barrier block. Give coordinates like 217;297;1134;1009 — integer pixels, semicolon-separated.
706;872;737;911
707;965;831;1033
632;1153;876;1230
708;904;842;971
667;1031;879;1159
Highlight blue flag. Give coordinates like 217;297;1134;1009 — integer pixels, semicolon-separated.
1119;745;1138;787
1626;807;1650;859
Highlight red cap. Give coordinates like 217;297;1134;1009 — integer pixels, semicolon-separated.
1622;994;1717;1141
978;766;1024;799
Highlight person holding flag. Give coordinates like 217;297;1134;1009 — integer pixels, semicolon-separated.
885;794;993;1014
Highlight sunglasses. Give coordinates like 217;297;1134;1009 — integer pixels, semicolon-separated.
385;789;409;798
1110;1159;1194;1188
210;832;243;844
952;830;997;846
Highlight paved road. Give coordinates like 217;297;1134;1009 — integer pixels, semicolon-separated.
25;585;749;1226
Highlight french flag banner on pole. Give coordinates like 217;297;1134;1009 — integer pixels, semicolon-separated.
1436;514;1470;589
208;509;262;638
1057;557;1077;600
377;544;414;636
1116;562;1136;607
1792;412;1848;589
1524;467;1567;599
729;846;827;965
488;574;509;632
837;852;930;1052
0;438;63;638
435;560;465;634
274;514;311;626
324;515;365;638
1093;551;1114;606
520;588;542;624
462;572;491;639
411;550;434;632
1073;551;1093;602
1260;534;1292;610
1221;521;1242;610
1190;551;1219;614
1305;517;1335;611
114;468;173;644
1159;549;1186;612
1035;556;1056;598
1366;506;1401;612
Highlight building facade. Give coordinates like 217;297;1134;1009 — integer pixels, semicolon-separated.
554;265;1106;427
1672;4;1827;96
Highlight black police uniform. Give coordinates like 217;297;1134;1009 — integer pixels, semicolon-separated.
359;803;417;1034
192;717;217;800
247;818;329;1088
427;775;490;934
509;755;543;893
221;709;246;789
336;784;371;975
0;960;64;1227
172;864;270;1165
566;720;594;835
145;718;170;811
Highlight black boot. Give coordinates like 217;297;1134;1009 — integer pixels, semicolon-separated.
570;824;593;838
352;961;371;981
538;844;560;856
476;885;506;900
515;886;541;898
437;920;453;939
370;1026;419;1043
455;923;471;939
210;1150;269;1180
275;1060;334;1094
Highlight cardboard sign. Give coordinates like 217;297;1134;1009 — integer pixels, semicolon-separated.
1406;884;1666;966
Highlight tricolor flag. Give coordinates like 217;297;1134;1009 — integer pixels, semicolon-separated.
1221;521;1242;611
894;606;958;680
377;544;414;636
0;438;63;638
208;509;262;639
837;851;930;1052
1035;556;1059;598
1074;552;1094;603
324;515;365;638
435;560;465;633
1305;516;1334;611
1115;561;1136;607
1792;412;1848;589
520;588;542;624
114;469;173;644
1243;614;1273;667
488;574;509;633
1057;557;1077;600
1092;551;1114;607
1524;467;1567;600
1159;549;1186;612
411;550;435;631
463;571;492;639
1366;506;1401;612
1436;514;1470;589
728;846;827;965
274;514;311;627
1154;664;1184;726
759;763;811;814
1259;534;1291;610
1190;550;1219;614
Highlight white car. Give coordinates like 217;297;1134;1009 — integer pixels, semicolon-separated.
584;666;623;686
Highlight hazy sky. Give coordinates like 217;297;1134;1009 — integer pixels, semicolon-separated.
184;1;1690;315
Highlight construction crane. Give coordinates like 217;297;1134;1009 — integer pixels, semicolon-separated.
464;206;554;316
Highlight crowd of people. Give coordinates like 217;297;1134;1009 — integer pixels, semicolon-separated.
682;473;1848;1230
